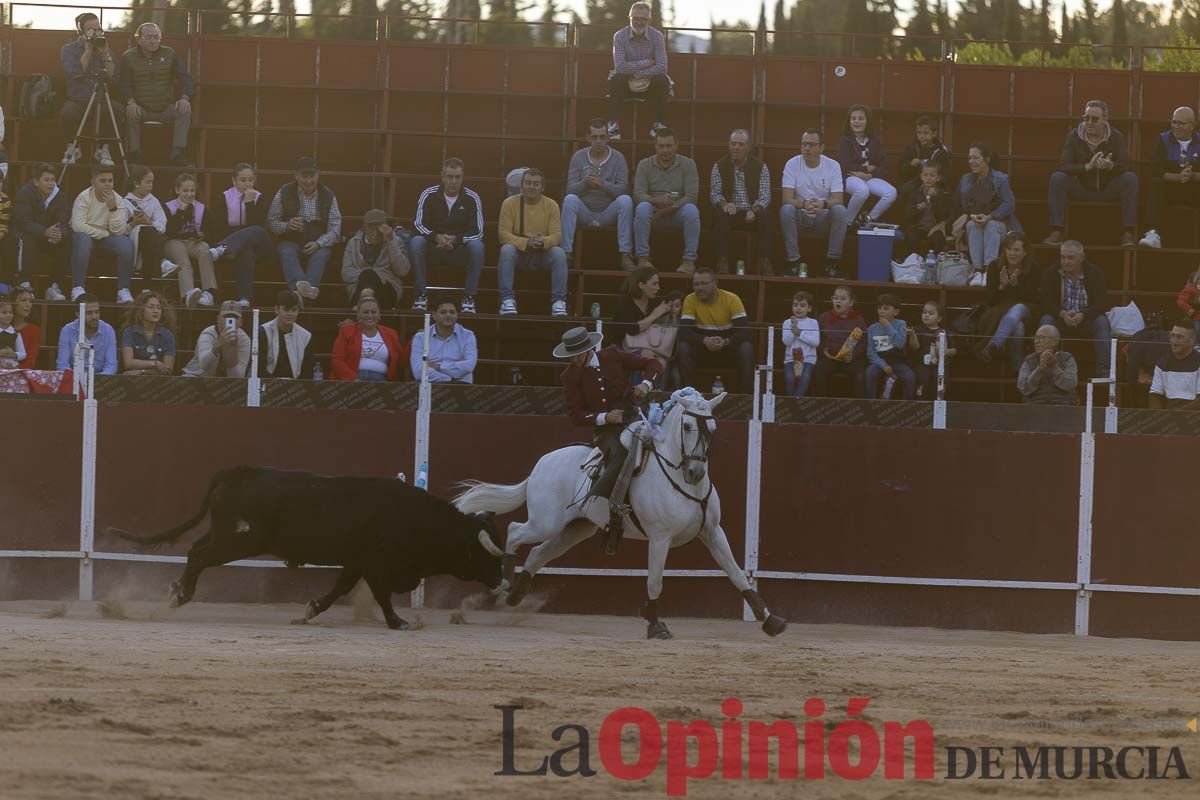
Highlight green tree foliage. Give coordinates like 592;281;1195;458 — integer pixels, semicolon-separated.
480;0;535;45
904;0;940;58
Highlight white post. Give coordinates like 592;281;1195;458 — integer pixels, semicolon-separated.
933;330;947;429
247;308;261;408
1104;338;1118;434
71;301;86;396
410;312;433;611
762;325;776;423
595;318;603;341
78;346;98;602
742;361;763;621
1075;431;1095;636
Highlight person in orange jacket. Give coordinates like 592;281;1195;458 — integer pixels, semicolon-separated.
331;295;408;381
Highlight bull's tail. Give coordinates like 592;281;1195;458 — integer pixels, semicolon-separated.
105;468;231;550
454;478;529;516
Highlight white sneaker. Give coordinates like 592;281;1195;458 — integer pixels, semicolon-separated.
62;144;81;166
184;288;201;308
1139;229;1162;248
237;298;251;310
70;286;86;302
198;290;215;307
116;288;134;305
968;270;986;287
161;259;180;278
44;283;66;302
551;300;568;317
208;245;228;261
499;298;518;315
295;280;319;301
18;281;32;291
95;144;113;166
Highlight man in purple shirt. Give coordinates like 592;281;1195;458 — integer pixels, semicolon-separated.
607;2;670;142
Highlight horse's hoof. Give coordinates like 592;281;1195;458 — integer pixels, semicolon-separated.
387;617;411;631
303;599;320;621
762;614;787;637
506;572;532;607
646;620;673;640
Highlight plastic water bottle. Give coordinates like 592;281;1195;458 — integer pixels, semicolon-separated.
798;261;808;278
924;250;937;285
415;462;428;490
711;375;725;395
736;259;746;275
882;375;897;399
511;366;524;385
312;361;324;382
590;302;601;319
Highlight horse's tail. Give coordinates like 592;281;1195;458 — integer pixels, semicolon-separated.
454;479;529;516
105;467;231;550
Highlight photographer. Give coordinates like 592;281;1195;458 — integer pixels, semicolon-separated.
59;13;123;164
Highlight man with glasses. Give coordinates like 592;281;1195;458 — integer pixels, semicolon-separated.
780;128;849;278
607;1;670;141
1018;325;1079;406
1043;99;1138;248
561;118;634;270
1038;239;1111;379
119;22;195;166
1139;107;1200;249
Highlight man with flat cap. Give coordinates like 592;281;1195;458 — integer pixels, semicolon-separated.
555;326;661;555
342;207;410;309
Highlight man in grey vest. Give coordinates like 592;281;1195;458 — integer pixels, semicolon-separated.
267;156;343;302
119;22;195;166
710;128;774;275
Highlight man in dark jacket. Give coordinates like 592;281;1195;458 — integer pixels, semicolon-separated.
119;22;195;166
1138;106;1200;249
710;129;773;275
12;163;71;301
1038;240;1112;378
1043;99;1139;248
556;326;660;555
410;157;484;315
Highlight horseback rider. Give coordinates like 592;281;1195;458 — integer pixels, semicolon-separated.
555;326;662;555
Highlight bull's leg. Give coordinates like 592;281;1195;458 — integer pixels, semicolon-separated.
302;568;361;622
505;518;596;607
699;525;787;637
362;571;409;631
642;536;672;639
169;530;258;608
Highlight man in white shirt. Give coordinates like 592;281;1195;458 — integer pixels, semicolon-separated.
69;164;135;304
1148;321;1200;409
779;128;850;279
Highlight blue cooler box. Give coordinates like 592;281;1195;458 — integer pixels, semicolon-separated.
856;226;899;282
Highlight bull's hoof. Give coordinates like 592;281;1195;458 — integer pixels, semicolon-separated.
506;572;532;607
762;614;787;637
166;581;186;609
646;620;673;640
387;617;411;631
479;592;498;610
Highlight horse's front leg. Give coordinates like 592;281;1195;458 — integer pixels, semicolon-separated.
642;536;672;639
699;525;787;637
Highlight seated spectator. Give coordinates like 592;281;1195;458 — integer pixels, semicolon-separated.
119;22;194;166
1043;100;1138;248
897;115;952;192
976;231;1042;370
498;168;567;317
899;162;952;257
907;299;957;400
780;128;849;278
614;266;678;389
710;128;773;275
70;164;134;304
331;296;407;382
561;118;633;270
267;156;341;303
410;157;483;314
164;172;218;308
0;182;13;291
677;268;753;392
1018;325;1079;405
1148;321;1200;409
633;127;700;274
952;142;1021;274
11;286;40;369
257;290;314;380
123;165;171;290
814;284;868;397
1175;268;1200;338
865;293;916;400
837;105;897;227
342;208;410;310
410;297;477;384
781;290;819;398
12;163;71;302
59;13;122;166
181;301;251;378
55;292;117;374
119;290;176;375
0;296;24;369
208;163;274;309
606;2;670;141
1139;107;1200;249
1038;240;1111;378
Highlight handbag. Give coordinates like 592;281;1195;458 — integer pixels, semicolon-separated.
623;323;678;362
937;251;974;287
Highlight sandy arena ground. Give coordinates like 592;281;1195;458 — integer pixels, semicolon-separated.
0;596;1197;799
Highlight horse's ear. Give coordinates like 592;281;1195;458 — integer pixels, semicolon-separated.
709;392;727;409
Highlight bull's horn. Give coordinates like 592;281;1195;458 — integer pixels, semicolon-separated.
478;530;506;558
709;391;727;409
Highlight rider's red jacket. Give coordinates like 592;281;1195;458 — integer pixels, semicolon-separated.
561;346;661;427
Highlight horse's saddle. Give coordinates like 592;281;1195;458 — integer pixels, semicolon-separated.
580;423;653;486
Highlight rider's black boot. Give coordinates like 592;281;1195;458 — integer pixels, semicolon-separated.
603;505;626;556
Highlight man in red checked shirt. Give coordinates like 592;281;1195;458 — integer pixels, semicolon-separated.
555;326;661;555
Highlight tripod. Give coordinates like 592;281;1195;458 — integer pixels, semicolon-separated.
61;75;128;182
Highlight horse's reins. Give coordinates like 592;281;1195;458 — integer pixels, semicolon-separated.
644;409;715;537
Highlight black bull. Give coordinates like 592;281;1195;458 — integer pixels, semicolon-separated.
106;466;506;630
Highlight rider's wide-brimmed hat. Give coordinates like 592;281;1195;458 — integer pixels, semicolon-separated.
553;326;603;359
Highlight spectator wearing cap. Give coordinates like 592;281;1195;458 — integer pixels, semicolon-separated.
331;294;407;382
267;156;342;303
498;167;568;317
55;292;118;375
119;22;195;166
410;157;484;315
342;208;410;310
257;290;314;380
410;297;477;384
182;300;252;378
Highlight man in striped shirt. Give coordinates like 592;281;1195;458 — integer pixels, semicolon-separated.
710;128;774;275
1149;321;1200;409
607;2;670;141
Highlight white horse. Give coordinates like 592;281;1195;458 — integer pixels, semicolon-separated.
455;389;786;639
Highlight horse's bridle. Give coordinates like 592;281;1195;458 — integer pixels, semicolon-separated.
641;408;716;537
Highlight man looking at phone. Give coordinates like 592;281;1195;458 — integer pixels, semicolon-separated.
561;118;633;270
182;300;252;377
341;208;410;310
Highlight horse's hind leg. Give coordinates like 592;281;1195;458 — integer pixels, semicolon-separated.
506;518;595;607
699;525;787;637
641;537;672;640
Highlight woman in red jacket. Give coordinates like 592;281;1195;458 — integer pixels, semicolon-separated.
12;286;41;369
331;296;408;381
